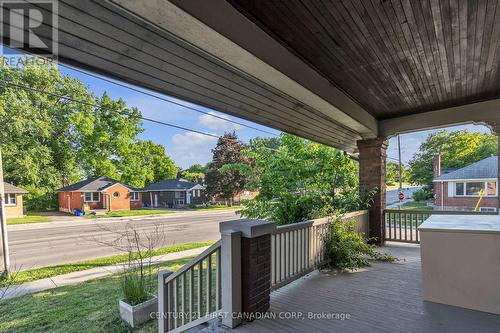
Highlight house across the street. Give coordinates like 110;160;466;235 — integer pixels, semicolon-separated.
142;179;206;208
433;154;498;212
57;176;143;214
2;182;28;218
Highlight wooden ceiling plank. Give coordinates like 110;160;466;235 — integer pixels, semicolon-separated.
457;0;469;99
477;0;497;92
381;0;435;106
465;0;478;96
347;0;417;110
403;0;446;103
483;0;500;90
472;0;487;95
419;0;450;102
439;0;458;100
301;0;395;111
319;0;402;112
361;0;423;107
332;0;408;113
369;0;433;107
393;0;442;106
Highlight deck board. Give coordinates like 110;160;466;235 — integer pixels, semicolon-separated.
233;243;500;333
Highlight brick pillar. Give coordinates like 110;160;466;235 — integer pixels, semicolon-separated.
357;138;388;245
220;219;276;324
241;234;271;315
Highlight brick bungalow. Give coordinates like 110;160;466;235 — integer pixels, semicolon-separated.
3;182;28;218
143;179;206;208
57;176;143;214
433;154;498;212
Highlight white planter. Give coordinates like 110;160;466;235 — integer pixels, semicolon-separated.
119;296;158;328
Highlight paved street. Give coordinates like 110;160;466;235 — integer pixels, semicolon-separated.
7;210;240;270
386;186;422;205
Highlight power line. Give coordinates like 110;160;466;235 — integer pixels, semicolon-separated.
0;78;285;154
0;78;228;141
10;52;279;137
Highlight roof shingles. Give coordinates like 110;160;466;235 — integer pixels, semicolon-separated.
434;156;498;181
56;176;139;192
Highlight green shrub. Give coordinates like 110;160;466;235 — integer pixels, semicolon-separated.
321;217;396;271
412;187;433;202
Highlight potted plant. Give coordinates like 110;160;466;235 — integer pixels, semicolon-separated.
117;226;162;327
119;267;157;328
93;223;164;327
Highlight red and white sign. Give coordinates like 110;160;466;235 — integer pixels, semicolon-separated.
398;192;405;201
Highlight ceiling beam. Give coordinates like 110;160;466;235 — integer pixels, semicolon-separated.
379;99;500;137
110;0;378;138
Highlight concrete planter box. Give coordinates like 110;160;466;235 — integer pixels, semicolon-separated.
119;296;157;328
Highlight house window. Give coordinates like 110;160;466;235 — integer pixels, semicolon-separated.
175;191;183;198
84;192;100;202
6;193;16;205
487;182;497;196
130;192;140;201
454;181;497;197
174;199;185;206
113;191;120;198
465;182;483;196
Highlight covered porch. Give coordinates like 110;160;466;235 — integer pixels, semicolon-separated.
233;242;500;333
7;1;500;332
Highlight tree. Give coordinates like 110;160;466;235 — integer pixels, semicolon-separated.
0;62;177;209
119;140;177;188
178;163;209;183
408;130;497;195
205;132;250;204
237;134;370;225
386;161;409;186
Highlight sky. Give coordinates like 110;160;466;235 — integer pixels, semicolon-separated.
59;64;493;169
58;65;281;169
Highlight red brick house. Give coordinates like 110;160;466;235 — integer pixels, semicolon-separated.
433;154;498;212
57;176;143;214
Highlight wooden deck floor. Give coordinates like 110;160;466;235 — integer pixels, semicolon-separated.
233;243;500;333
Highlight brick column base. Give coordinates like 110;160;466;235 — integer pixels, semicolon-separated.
220;219;276;324
241;234;271;316
357;137;388;245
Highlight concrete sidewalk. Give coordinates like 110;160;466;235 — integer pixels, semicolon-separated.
0;246;209;301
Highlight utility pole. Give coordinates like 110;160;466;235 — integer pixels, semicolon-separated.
398;135;403;190
398;135;403;209
0;145;10;276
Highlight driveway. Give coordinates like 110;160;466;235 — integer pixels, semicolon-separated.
7;210;240;270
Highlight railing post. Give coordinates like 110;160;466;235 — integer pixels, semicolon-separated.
220;219;276;326
221;229;242;328
158;269;173;333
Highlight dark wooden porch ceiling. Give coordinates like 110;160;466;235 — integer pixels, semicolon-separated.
229;0;500;119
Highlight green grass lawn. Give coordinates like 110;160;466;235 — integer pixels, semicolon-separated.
0;242;213;287
399;201;433;210
7;212;51;225
0;258;192;333
85;209;173;219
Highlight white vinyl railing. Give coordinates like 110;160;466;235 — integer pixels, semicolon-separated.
271;210;369;289
158;241;222;333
